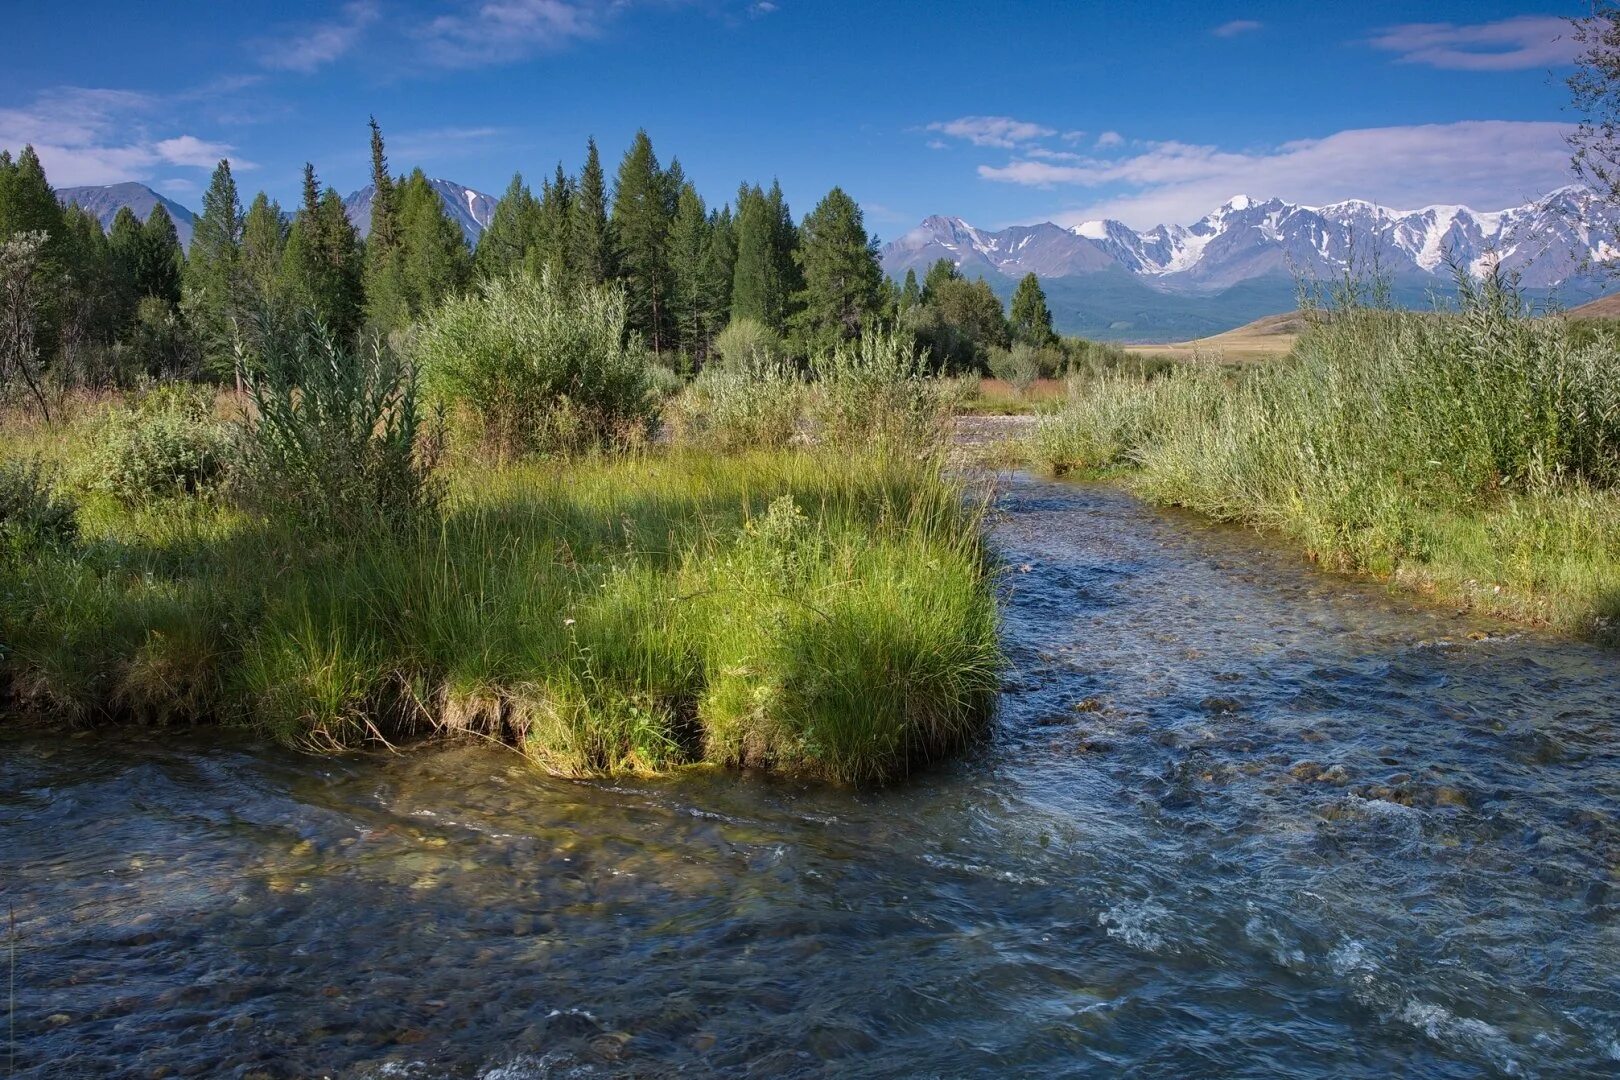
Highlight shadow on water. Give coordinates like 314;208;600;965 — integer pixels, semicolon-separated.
2;471;1618;1078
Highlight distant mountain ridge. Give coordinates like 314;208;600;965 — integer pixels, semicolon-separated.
53;179;499;249
57;183;198;247
882;187;1618;293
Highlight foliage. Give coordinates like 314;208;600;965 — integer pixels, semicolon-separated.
987;342;1042;395
1032;272;1620;634
240;317;438;536
731;181;800;334
0;458;77;556
711;317;785;374
810;329;949;449
412;272;654;459
1009;272;1056;346
82;383;234;503
664;361;803;452
610;130;676;354
792;187;884;350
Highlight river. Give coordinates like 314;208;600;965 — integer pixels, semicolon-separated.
3;473;1617;1077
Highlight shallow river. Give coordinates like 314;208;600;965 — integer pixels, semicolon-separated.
4;473;1619;1078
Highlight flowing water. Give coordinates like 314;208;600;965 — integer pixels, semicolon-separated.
3;473;1619;1078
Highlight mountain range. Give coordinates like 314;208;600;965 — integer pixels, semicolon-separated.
881;188;1620;339
53;180;1620;342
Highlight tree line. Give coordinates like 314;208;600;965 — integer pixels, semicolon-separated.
1;121;1060;408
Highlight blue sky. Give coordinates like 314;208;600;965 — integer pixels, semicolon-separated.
0;1;1588;233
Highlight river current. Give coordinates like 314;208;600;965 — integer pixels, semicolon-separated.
3;473;1618;1077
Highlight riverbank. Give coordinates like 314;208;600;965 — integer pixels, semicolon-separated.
0;438;999;783
1025;285;1620;642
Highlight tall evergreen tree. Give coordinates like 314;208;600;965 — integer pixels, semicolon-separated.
108;206;145;323
281;164;364;339
922;258;959;301
1009;272;1056;345
0;146;65;249
528;163;573;285
137;204;184;307
362;118;412;332
899;268;921;312
569;137;613;286
610;130;674;352
240;192;288;312
730;182;799;334
184;158;244;355
395;169;472;318
667;182;733;360
793;186;883;347
475;173;541;279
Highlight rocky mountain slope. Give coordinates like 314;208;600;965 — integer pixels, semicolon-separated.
57;182;199;247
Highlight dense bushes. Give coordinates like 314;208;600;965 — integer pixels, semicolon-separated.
1032;274;1620;632
664;363;803;452
82;384;233;503
810;329;953;448
412;273;654;459
0;459;76;555
240;320;438;536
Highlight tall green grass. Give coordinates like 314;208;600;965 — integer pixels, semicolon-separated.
0;446;999;783
1032;276;1620;637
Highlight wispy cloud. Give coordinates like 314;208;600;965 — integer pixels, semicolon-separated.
258;1;381;72
0;87;254;187
974;121;1574;228
388;125;506;164
1368;16;1577;71
1095;131;1125;149
926;115;1057;149
1212;20;1262;38
418;0;611;68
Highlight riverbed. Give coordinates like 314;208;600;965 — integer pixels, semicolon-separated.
3;472;1617;1077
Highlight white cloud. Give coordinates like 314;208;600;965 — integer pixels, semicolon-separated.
1095;130;1125;149
1368;16;1578;71
1212;20;1262;38
926;115;1057;149
0;87;253;187
258;1;381;72
419;0;609;67
975;121;1575;228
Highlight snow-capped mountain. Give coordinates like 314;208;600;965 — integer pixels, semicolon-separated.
57;183;198;247
343;179;497;243
883;187;1620;292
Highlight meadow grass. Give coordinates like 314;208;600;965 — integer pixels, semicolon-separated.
1030;280;1620;639
0;436;999;783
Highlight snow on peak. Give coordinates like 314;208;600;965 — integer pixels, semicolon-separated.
1072;220;1109;240
1222;194;1253;212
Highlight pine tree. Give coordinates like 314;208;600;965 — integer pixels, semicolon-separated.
240;192;287;313
610;130;673;353
363;119;410;333
900;268;921;312
184;158;244;356
108;206;144;323
57;206;118;367
793;186;882;347
668;181;734;359
528;163;573;285
395;169;471;317
137;204;184;307
281;164;363;339
570;137;613;286
1009;272;1056;345
0;146;65;249
922;258;959;301
475;173;541;279
730;182;799;334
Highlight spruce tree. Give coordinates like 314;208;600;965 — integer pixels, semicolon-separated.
569;137;612;286
668;181;731;359
395;169;471;318
281;164;363;339
1009;272;1056;345
922;258;959;301
241;192;287;313
793;186;882;347
366;117;398;253
108;206;144;322
730;182;798;334
610;130;673;353
137;204;184;307
184;158;244;355
529;163;573;285
0;146;65;249
475;173;540;280
900;268;921;312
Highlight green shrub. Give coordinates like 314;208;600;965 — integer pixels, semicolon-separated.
413;273;654;460
240;320;438;537
664;363;803;452
711;317;786;375
83;383;233;503
987;343;1042;395
810;330;950;449
0;459;77;555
